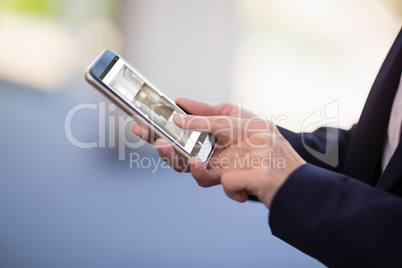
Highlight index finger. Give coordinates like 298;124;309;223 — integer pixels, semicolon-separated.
173;114;273;142
175;97;255;119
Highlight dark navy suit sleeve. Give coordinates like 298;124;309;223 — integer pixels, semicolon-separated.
269;29;402;267
277;125;355;173
269;164;402;267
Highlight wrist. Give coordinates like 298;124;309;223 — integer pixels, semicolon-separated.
261;162;306;209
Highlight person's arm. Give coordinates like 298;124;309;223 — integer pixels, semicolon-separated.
132;97;274;187
277;125;356;173
175;113;402;266
269;164;402;267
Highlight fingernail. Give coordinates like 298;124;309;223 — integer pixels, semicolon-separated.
173;113;186;123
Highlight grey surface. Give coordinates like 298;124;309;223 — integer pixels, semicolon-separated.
120;0;236;103
0;79;324;267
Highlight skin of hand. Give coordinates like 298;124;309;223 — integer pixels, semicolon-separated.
131;97;256;187
172;113;306;209
131;97;306;208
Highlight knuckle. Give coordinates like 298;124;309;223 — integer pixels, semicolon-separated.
251;133;270;145
220;175;230;190
253;120;268;129
248;119;274;132
196;179;211;188
221;175;236;195
193;172;212;188
220;102;235;115
213;116;231;129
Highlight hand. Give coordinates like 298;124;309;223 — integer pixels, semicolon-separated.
173;115;306;209
131;97;256;187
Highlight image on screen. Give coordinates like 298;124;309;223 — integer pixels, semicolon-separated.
102;60;212;158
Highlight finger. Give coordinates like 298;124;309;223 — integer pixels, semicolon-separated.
176;97;256;119
175;97;229;117
154;139;189;172
173;114;240;137
173;114;271;142
131;122;153;144
131;122;142;136
189;157;220;187
221;170;252;203
218;146;249;169
228;191;249;203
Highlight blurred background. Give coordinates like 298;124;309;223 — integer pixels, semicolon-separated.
0;0;401;267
